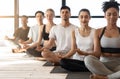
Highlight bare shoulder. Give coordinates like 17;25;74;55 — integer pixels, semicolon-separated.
95;27;104;37
71;29;75;34
40;25;44;31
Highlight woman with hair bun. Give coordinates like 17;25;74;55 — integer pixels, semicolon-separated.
84;0;120;79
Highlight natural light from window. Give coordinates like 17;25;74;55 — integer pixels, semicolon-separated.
0;0;120;39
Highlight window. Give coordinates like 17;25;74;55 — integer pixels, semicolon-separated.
19;0;61;16
70;18;107;28
0;0;14;16
0;18;14;38
66;0;120;16
19;0;62;27
66;0;120;28
0;0;120;39
0;0;14;39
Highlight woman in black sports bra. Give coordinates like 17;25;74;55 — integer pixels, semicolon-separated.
36;8;56;51
84;0;120;79
26;8;56;57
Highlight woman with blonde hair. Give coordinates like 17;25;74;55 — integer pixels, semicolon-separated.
26;8;56;57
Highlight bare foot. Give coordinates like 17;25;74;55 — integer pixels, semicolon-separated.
35;57;46;61
90;74;108;79
12;48;26;53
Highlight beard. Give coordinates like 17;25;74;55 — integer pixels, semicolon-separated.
63;18;68;21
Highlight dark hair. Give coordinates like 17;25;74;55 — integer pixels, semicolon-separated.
102;0;120;13
35;11;44;16
60;6;71;12
78;8;91;16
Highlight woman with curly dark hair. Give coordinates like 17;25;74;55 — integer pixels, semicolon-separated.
84;0;120;79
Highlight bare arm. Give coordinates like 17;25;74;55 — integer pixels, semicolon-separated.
43;38;55;50
21;38;33;44
92;29;102;58
5;28;18;41
4;35;16;41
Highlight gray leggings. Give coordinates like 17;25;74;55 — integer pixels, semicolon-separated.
84;55;120;79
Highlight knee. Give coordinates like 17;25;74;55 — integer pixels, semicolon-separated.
84;55;96;66
41;49;49;58
60;58;66;65
60;58;68;68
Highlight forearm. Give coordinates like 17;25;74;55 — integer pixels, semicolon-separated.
76;49;88;56
29;42;38;48
23;40;32;44
63;50;76;58
77;49;100;58
102;53;120;57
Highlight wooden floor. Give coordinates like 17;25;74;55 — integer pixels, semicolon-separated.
0;47;67;79
0;46;91;79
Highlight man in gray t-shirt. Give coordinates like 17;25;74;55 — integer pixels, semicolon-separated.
42;6;76;64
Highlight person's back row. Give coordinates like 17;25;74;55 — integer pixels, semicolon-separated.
20;11;44;56
4;15;30;53
23;9;56;57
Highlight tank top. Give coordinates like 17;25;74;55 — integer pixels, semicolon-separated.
42;25;49;40
72;28;95;60
100;27;120;53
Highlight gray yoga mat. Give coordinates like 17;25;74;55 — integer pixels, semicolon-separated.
66;72;91;79
43;61;91;79
50;65;91;79
50;66;69;73
43;61;53;66
43;61;60;66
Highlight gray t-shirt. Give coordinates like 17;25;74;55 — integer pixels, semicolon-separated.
49;24;77;53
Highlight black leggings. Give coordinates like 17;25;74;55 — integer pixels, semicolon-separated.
26;46;56;57
26;47;42;57
60;58;89;72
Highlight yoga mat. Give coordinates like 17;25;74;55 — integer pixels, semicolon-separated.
66;72;91;79
50;66;69;73
43;61;53;66
43;62;60;66
49;65;91;79
50;65;90;73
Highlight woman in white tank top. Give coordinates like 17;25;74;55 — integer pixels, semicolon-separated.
60;8;95;72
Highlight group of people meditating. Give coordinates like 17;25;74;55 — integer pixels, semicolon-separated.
5;0;120;79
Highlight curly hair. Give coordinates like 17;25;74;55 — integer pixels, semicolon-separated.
102;0;120;13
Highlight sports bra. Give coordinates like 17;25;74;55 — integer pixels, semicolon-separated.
100;27;120;53
42;25;49;40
